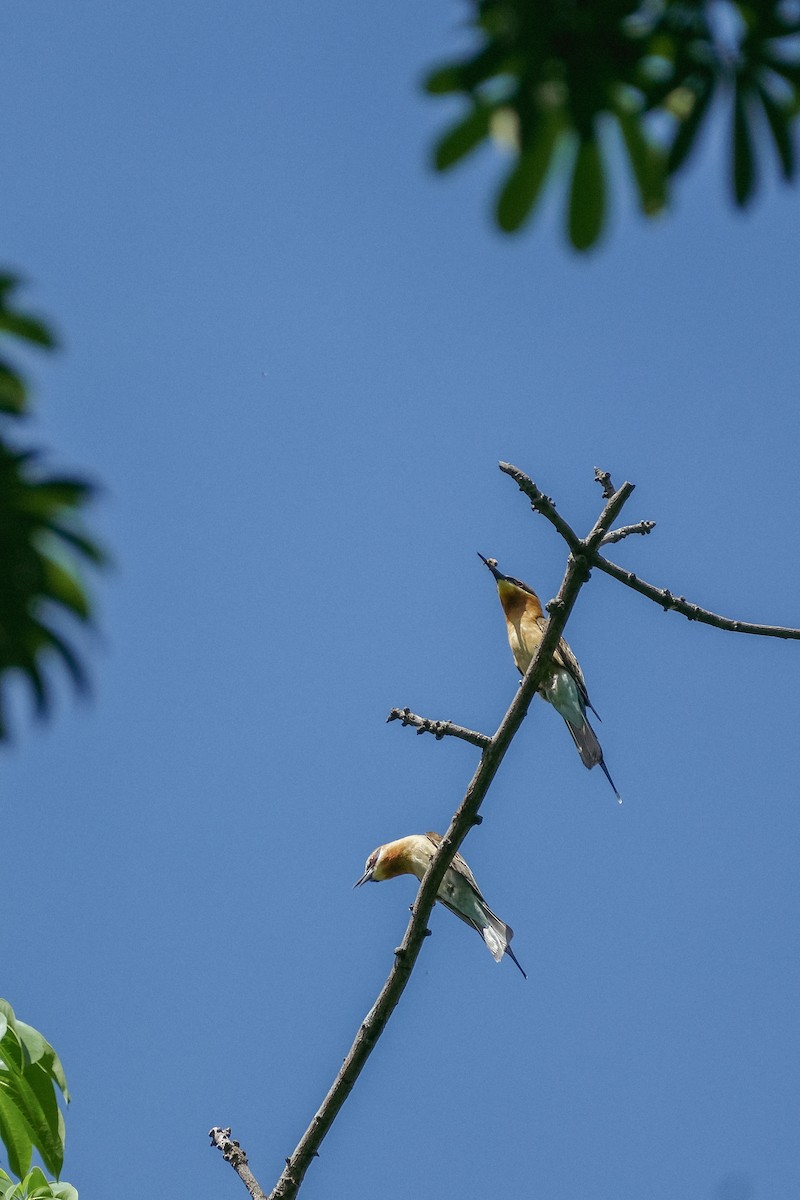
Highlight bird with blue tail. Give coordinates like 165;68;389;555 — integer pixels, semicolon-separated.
478;553;621;802
355;832;526;977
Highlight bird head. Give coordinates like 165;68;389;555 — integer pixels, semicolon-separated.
353;845;382;888
478;552;539;602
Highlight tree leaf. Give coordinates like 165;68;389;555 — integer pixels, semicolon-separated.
434;103;493;170
667;76;715;175
0;363;27;417
732;77;758;205
19;1066;64;1179
43;523;107;567
20;1166;49;1194
38;559;91;623
0;312;56;350
26;621;89;694
568;136;606;251
49;1184;78;1200
756;79;795;178
616;108;668;213
13;1029;68;1103
424;65;462;95
496;115;561;232
0;1088;33;1181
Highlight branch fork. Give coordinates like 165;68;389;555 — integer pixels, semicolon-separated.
214;460;800;1200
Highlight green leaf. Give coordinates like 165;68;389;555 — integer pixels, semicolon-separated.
19;1068;63;1179
38;559;91;623
0;1024;25;1075
433;103;493;170
48;1185;77;1200
0;1069;61;1179
20;1168;49;1193
616;108;668;213
0;1088;33;1180
756;79;796;178
12;1029;45;1070
425;64;465;95
496;116;562;232
0;313;55;350
26;621;89;695
761;53;800;90
13;1030;68;1104
568;136;606;251
667;77;715;174
18;654;50;718
0;363;27;416
43;524;107;567
18;479;96;515
732;77;758;204
49;1185;77;1200
0;276;18;304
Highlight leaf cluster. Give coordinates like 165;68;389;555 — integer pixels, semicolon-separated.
0;1169;76;1200
0;276;104;738
0;1001;72;1192
427;0;800;248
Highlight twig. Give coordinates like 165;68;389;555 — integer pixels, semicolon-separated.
209;1128;267;1200
592;556;800;639
262;479;635;1200
500;462;800;641
498;461;582;551
601;520;656;545
386;707;491;750
594;467;616;499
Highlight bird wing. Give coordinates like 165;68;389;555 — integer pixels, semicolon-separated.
534;617;594;712
424;832;483;895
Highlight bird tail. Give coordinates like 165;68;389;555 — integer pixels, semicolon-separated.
480;906;527;978
565;715;622;803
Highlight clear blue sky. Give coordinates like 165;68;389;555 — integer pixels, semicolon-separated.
3;4;799;1199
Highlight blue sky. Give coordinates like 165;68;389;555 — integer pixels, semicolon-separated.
3;4;799;1199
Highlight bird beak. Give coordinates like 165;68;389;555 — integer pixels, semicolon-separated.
477;552;503;580
353;866;374;888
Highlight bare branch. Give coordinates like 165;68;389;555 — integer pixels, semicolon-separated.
386;707;491;750
498;461;582;551
499;461;800;641
262;479;635;1200
592;555;800;640
594;467;616;498
209;1128;268;1200
601;520;656;545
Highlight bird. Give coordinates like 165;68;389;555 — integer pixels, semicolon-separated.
478;552;620;802
354;832;526;977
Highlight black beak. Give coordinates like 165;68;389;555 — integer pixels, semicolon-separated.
353;867;374;888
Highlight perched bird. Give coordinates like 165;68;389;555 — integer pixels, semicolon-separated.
354;832;526;977
478;553;620;802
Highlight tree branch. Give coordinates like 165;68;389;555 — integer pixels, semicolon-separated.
498;461;582;551
259;479;635;1200
217;457;797;1200
594;467;616;499
500;462;800;641
601;520;656;545
386;707;491;750
591;555;800;639
209;1128;268;1200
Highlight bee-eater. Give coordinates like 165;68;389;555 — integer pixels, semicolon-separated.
478;553;620;801
354;832;526;977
